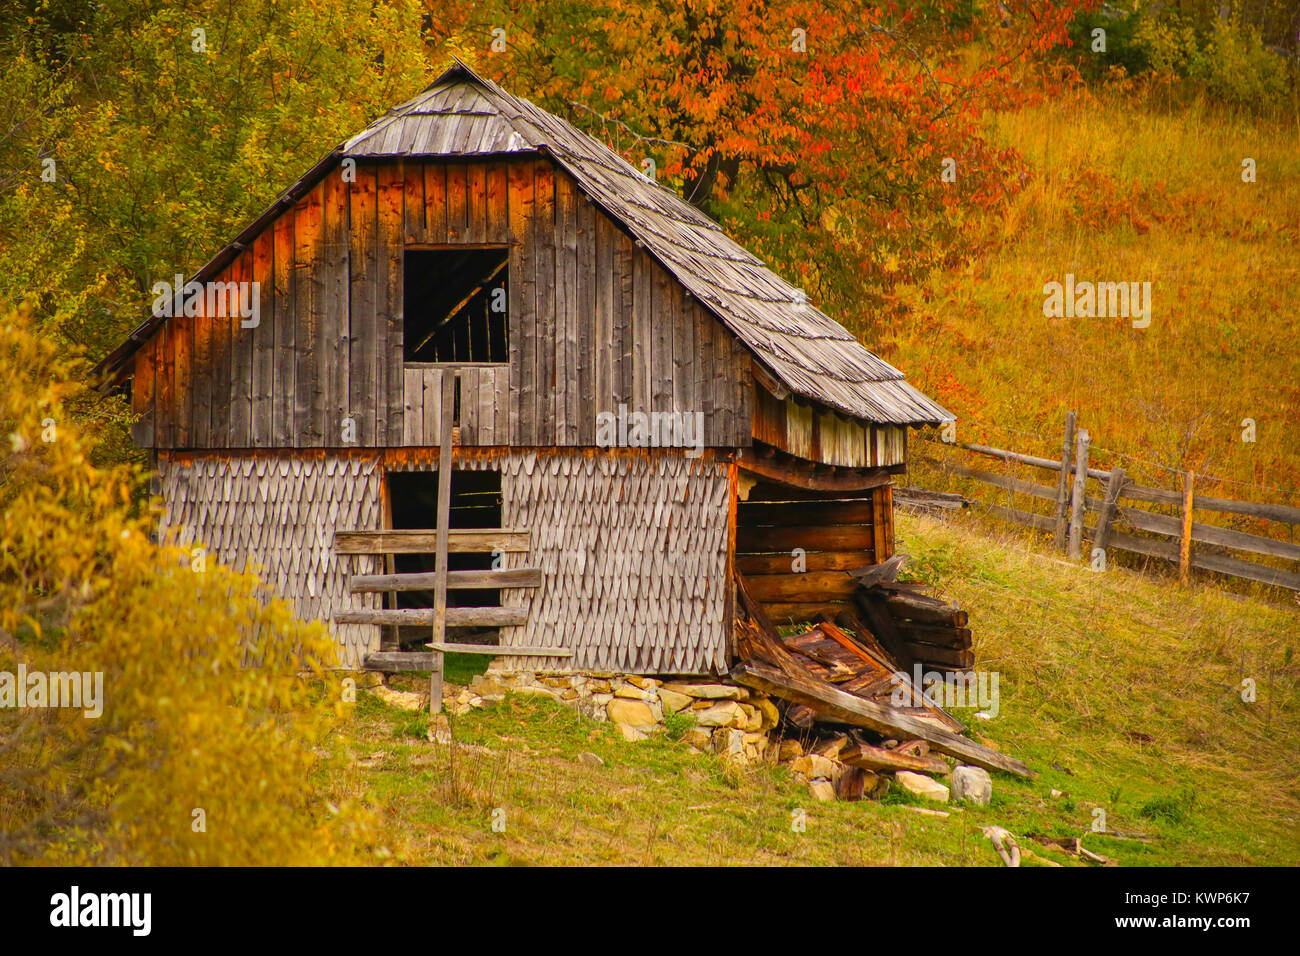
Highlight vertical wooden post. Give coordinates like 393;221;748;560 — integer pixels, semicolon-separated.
1067;429;1090;560
1053;411;1077;552
1180;470;1195;585
1092;466;1126;563
429;369;457;715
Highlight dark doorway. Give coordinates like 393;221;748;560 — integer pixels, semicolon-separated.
384;468;504;647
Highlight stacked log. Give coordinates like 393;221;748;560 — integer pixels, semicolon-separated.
887;590;973;672
853;584;973;674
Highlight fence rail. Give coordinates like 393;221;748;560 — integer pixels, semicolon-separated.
906;413;1300;592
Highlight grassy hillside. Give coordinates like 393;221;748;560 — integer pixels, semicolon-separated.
881;81;1300;499
328;511;1299;866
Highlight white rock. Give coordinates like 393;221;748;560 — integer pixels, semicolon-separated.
618;723;649;743
951;766;993;806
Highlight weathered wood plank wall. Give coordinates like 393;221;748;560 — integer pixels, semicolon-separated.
133;157;754;452
734;481;895;625
752;385;908;468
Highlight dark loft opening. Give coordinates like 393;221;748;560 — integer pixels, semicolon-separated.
403;248;509;363
383;469;503;647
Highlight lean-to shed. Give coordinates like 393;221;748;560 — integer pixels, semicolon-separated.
96;62;952;676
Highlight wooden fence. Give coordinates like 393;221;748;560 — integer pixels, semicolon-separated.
904;412;1300;592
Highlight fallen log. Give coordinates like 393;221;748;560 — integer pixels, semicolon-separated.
731;660;1033;778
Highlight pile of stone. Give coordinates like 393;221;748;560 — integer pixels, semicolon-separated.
775;730;994;806
367;667;992;806
466;669;781;760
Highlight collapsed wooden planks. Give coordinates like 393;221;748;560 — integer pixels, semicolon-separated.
730;567;1028;777
733;660;1031;778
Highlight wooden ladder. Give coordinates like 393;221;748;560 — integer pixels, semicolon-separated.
334;369;567;712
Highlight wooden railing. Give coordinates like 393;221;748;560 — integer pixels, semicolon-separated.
907;417;1300;592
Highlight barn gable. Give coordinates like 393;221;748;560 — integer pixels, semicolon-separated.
98;62;950;453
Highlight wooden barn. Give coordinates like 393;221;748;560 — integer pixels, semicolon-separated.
96;63;953;680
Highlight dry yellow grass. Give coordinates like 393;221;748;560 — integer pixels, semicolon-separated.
884;82;1300;500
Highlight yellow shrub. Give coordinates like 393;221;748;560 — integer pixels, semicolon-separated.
0;304;380;865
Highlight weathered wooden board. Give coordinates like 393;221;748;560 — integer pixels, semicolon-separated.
350;567;542;591
334;528;531;553
334;606;528;627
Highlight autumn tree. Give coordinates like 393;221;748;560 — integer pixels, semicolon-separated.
426;0;1088;327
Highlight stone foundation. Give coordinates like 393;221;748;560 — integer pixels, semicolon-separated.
465;669;782;762
380;667;981;805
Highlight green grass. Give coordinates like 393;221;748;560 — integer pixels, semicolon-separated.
327;511;1300;866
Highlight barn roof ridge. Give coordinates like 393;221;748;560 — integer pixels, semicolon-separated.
97;59;951;427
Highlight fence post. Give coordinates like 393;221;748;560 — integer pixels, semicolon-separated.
1092;466;1126;565
1053;411;1077;552
1067;429;1090;560
1180;470;1195;585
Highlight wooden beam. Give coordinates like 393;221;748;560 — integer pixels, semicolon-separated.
334;529;531;554
350;568;542;592
1092;466;1125;560
955;440;1110;481
741;571;857;602
737;449;893;493
750;359;790;401
1105;531;1300;591
895;621;973;649
334;606;529;627
429;370;458;716
731;660;1033;778
949;463;1058;502
839;741;951;775
1179;470;1194;585
1053;411;1076;551
884;593;969;627
1067;429;1091;560
1104;499;1300;561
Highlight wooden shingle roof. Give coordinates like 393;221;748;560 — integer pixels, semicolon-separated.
345;64;951;426
98;62;950;427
